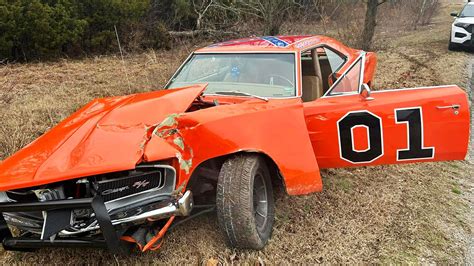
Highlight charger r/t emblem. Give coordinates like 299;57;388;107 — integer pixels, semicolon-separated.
132;180;150;189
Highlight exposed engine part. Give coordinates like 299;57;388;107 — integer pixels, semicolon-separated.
59;191;193;235
0;165;180;238
3;212;43;234
2;188;66;235
34;188;65;202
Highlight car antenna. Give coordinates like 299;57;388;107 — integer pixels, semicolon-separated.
114;25;132;94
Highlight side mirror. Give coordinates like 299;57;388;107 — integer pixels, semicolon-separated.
451;12;458;17
360;84;374;101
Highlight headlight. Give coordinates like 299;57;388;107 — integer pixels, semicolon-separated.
455;22;470;29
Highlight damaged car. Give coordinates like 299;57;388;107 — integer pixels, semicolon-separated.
0;35;470;253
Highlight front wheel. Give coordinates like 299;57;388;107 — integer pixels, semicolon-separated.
216;154;275;250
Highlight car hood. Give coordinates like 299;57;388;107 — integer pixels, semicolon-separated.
0;85;206;191
455;17;474;24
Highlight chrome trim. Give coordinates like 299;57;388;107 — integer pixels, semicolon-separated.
3;165;180;237
104;164;176;212
176;190;194;216
299;44;349;99
213;91;269;102
371;85;459;93
312;85;461;100
361;83;375;101
201;94;302;100
165;52;301;98
59;191;193;236
300;44;349;71
119;190;193;223
322;52;367;98
436;104;460;110
164;52;194;88
59;221;98;236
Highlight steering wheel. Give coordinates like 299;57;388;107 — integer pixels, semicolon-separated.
264;74;294;87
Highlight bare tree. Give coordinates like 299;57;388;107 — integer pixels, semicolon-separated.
311;0;342;33
411;0;440;29
360;0;388;51
167;0;239;38
193;0;215;30
232;0;297;35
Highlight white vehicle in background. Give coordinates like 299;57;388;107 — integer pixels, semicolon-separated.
450;2;474;50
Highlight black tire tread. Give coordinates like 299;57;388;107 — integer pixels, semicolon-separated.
216;154;274;249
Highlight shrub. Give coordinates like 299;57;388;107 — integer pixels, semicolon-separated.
75;0;150;53
0;0;86;60
0;0;150;61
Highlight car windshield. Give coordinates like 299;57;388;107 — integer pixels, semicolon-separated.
460;5;474;17
167;53;296;97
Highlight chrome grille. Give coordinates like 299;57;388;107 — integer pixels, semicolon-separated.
95;169;165;202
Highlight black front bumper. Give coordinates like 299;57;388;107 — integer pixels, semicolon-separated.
0;197;130;254
461;39;474;47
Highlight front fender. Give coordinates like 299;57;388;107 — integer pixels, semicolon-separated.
145;100;322;196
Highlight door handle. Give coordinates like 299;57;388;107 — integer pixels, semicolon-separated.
436;104;460;110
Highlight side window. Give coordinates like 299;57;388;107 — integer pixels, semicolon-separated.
326;55;363;96
324;47;345;73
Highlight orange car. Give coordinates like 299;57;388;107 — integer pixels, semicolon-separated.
0;36;469;253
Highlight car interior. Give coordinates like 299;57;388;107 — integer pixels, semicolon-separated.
301;47;345;102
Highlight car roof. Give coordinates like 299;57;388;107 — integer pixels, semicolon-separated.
195;35;355;54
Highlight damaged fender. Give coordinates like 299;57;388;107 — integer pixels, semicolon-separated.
144;99;323;196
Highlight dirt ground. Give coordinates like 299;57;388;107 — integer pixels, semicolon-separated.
0;0;473;264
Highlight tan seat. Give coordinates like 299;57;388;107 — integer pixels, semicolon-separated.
301;50;324;102
319;57;332;92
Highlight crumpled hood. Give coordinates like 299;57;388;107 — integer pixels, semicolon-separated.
0;85;206;191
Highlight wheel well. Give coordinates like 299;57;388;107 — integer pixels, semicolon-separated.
186;152;285;205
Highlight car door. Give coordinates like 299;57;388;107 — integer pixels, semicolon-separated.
304;53;470;169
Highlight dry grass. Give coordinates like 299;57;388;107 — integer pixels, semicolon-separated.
0;0;473;264
0;49;189;160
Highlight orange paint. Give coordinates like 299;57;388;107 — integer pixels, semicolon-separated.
152;97;323;195
305;86;470;168
0;36;470;252
352;126;370;152
0;35;469;195
0;85;206;190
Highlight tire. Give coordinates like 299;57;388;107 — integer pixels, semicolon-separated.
216;154;275;250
